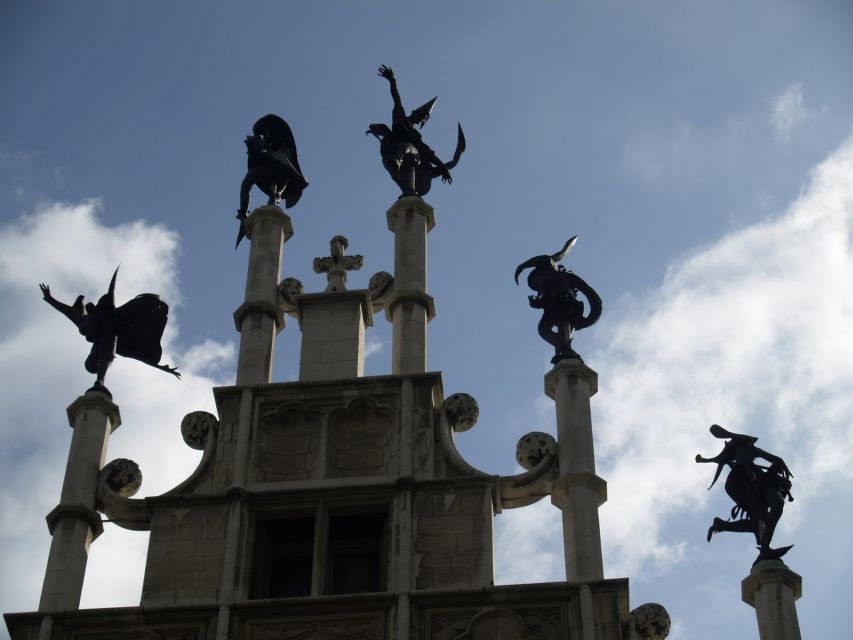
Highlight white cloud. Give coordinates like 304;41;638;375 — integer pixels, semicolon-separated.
770;83;822;143
497;135;853;588
595;134;853;575
364;334;384;357
0;202;234;617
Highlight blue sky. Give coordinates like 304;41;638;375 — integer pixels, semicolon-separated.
2;2;853;638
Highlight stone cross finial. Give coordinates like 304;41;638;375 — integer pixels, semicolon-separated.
313;235;364;292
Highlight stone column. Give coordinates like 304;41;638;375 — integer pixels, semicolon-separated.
233;205;292;386
39;389;121;612
742;560;803;640
545;360;606;583
385;196;436;375
296;290;374;381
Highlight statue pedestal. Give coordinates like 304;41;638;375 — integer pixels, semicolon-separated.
296;290;374;381
234;205;292;386
545;360;606;583
386;196;435;375
742;560;803;640
39;390;121;612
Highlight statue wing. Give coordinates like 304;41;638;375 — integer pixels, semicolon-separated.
408;97;437;128
114;294;169;367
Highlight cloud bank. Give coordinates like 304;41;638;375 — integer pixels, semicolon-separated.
0;202;235;616
497;134;853;582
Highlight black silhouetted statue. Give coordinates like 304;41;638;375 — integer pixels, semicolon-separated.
40;268;180;392
696;424;794;564
367;65;465;197
236;114;309;247
515;236;602;364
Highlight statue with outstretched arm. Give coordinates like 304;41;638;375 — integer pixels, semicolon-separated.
696;424;794;564
40;268;180;392
367;65;465;197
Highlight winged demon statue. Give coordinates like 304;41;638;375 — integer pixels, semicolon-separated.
236;114;309;247
367;65;465;197
696;424;794;564
40;268;180;392
515;236;602;364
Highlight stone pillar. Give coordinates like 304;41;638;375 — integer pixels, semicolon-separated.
742;560;803;640
385;196;436;375
39;389;121;612
545;360;606;583
296;290;374;381
233;205;292;386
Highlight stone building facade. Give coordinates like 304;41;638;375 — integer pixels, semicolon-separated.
5;198;672;640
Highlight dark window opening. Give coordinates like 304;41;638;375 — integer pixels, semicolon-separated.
251;517;315;598
326;512;387;595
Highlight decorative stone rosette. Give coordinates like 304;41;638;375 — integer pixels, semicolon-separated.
443;393;479;432
515;432;558;470
181;410;219;450
98;458;142;498
628;603;671;640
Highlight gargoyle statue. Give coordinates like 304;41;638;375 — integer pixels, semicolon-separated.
40;267;180;393
696;424;794;564
367;65;465;197
515;236;602;364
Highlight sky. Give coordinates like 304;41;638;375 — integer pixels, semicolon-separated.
2;1;853;638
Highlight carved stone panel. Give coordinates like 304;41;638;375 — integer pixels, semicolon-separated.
327;399;393;478
249;614;384;640
255;404;322;482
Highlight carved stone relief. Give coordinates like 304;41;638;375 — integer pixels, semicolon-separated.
181;411;219;450
255;404;322;482
327;399;393;478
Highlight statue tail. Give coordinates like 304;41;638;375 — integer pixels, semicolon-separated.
445;123;466;170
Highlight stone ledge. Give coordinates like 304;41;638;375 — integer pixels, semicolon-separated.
550;473;608;507
244;205;294;242
741;560;803;606
66;391;121;431
544;360;599;399
386;196;435;232
233;300;285;332
383;289;436;322
45;503;105;540
295;289;374;329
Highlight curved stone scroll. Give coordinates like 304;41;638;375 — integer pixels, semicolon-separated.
368;270;394;311
97;458;149;531
628;603;671;640
498;432;559;510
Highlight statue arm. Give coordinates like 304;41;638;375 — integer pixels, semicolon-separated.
378;65;404;115
753;447;792;477
39;283;80;325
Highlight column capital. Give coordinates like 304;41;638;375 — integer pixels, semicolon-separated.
544;360;598;399
244;205;294;242
551;473;608;508
386;196;435;232
66;390;121;432
45;504;104;540
742;560;803;606
383;288;436;322
233;300;285;333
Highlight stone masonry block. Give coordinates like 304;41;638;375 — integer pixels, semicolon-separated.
442;515;475;534
458;533;488;553
419;555;451;570
178;524;204;540
415;534;457;554
416;516;444;535
461;491;488;514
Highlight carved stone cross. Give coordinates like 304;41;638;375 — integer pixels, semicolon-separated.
313;235;364;292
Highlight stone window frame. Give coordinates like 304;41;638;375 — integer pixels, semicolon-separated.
247;496;392;599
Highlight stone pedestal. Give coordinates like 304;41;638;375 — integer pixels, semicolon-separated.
234;205;292;386
386;196;435;375
39;389;121;612
545;360;606;583
297;290;374;381
742;560;803;640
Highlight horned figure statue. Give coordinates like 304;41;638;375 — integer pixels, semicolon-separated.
696;424;794;565
367;65;465;197
39;267;180;394
236;114;309;248
514;236;602;364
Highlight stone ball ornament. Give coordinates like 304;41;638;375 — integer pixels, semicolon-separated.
443;393;479;432
368;270;394;300
628;603;671;640
278;277;304;303
181;410;219;450
99;458;143;498
515;432;558;470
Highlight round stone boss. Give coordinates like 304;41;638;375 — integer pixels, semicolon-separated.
443;392;479;432
181;410;219;450
515;431;558;470
100;458;143;497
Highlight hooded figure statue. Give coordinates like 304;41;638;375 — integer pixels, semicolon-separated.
515;236;602;364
